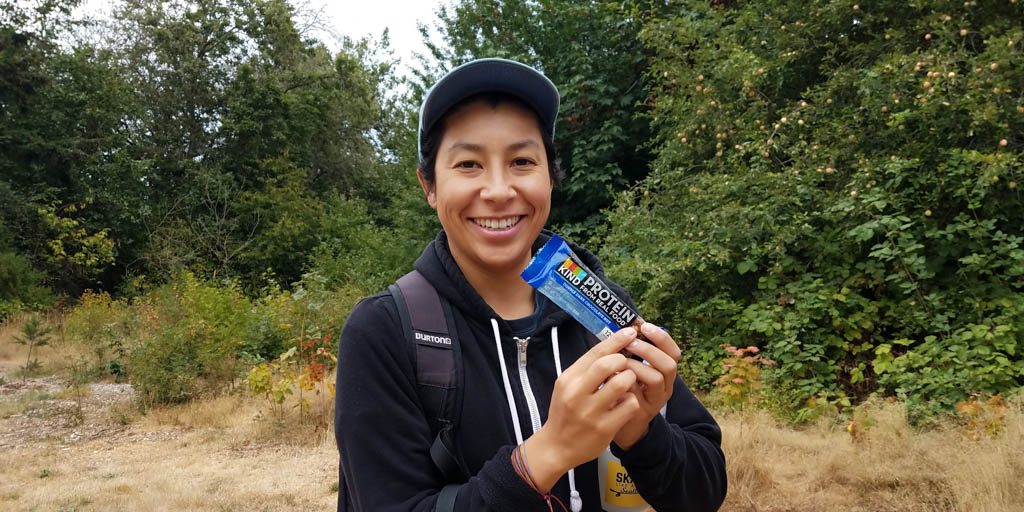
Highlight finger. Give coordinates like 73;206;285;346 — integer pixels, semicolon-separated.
603;392;641;432
594;368;637;405
568;327;638;372
575;353;631;395
639;323;682;362
625;359;664;389
625;359;668;398
624;338;678;378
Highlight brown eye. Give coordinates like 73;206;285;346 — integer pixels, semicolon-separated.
456;161;479;169
513;158;535;167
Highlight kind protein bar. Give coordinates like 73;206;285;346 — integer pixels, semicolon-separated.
522;234;644;340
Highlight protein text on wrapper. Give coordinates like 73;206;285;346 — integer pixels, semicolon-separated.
521;234;644;341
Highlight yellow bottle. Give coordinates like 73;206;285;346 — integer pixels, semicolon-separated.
597;446;650;512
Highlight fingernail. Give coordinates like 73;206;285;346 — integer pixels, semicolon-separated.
630;340;640;347
625;327;637;337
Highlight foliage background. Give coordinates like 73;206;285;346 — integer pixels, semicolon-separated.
601;0;1024;420
2;0;1022;418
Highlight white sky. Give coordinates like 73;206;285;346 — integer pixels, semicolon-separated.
71;0;450;79
314;0;449;74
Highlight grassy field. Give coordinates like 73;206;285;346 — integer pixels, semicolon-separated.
2;318;1022;511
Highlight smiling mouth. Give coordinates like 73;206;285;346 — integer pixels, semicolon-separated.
471;216;524;231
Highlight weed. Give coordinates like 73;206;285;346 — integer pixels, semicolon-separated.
715;344;774;409
107;400;139;426
846;405;877;444
0;389;55;419
12;315;52;378
956;393;1008;440
247;332;336;433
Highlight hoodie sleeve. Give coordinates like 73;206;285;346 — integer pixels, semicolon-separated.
335;295;551;512
610;377;728;511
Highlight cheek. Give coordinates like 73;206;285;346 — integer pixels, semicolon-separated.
433;178;473;217
527;180;553;214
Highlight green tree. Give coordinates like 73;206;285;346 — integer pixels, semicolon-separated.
0;251;54;320
104;0;404;287
603;0;1024;419
1;1;143;295
422;0;663;240
13;315;53;377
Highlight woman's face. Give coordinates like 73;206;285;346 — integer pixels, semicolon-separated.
421;99;553;277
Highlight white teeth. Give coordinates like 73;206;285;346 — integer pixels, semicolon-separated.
473;216;522;230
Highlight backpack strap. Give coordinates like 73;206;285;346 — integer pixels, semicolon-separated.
390;270;467;507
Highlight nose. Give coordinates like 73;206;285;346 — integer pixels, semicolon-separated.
480;168;516;202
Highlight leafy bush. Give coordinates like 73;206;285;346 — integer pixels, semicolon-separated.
63;291;134;381
955;393;1008;440
715;344;775;409
128;273;256;406
245;271;363;362
311;196;424;294
247;336;337;431
59;268;364;406
603;0;1024;418
0;251;54;320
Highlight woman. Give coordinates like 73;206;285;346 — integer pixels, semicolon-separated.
335;58;726;511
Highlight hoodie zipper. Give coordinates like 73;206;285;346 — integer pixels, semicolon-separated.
513;336;543;434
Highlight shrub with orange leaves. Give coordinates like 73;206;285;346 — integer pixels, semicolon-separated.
956;393;1007;440
247;332;337;432
715;344;775;409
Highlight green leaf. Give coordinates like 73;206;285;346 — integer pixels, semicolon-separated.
736;259;757;275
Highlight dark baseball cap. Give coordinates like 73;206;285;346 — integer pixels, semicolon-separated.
417;58;560;162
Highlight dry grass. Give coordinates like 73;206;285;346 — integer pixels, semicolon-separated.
4;389;1021;512
0;389;338;512
719;398;1024;512
0;315;26;369
0;313;80;379
0;432;337;511
4;315;1022;511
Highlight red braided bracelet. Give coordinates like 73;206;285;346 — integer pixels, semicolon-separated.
510;443;568;512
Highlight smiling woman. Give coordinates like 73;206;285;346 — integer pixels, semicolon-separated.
421;98;554;319
334;58;727;512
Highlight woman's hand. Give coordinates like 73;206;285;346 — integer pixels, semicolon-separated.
613;322;682;450
523;327;641;492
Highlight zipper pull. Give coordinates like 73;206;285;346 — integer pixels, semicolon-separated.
514;337;530;366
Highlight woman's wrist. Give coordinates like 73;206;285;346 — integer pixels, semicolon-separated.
614;421;653;451
519;428;570;493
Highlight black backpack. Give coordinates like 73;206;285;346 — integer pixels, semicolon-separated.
338;270;467;512
388;270;467;511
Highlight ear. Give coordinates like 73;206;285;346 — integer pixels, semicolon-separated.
416;169;437;209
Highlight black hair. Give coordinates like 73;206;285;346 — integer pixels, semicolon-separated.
418;92;563;187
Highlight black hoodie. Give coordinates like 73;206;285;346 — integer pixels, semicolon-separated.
335;230;727;511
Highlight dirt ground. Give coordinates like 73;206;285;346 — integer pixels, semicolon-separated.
0;364;337;512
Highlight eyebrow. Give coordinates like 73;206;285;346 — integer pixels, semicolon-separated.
508;139;541;151
446;139;542;153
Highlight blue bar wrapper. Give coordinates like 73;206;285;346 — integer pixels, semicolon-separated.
521;234;644;340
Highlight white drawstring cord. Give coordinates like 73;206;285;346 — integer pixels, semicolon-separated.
551;326;583;512
492;318;524;445
496;320;582;511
